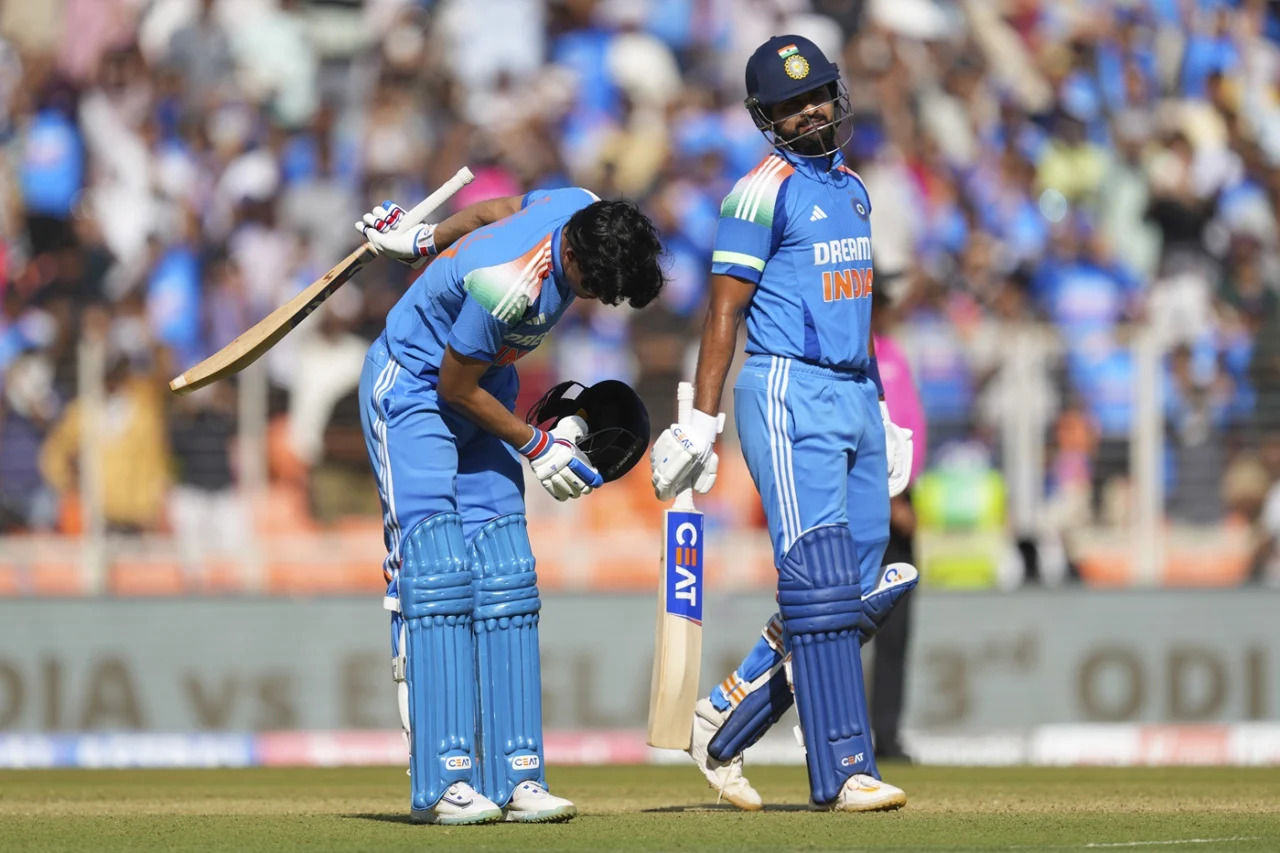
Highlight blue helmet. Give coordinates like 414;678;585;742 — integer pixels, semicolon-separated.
744;35;850;158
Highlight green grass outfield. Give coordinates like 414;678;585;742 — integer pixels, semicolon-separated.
1;765;1277;852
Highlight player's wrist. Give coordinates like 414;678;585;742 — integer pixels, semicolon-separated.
689;409;722;447
415;223;438;258
867;356;885;398
518;426;551;459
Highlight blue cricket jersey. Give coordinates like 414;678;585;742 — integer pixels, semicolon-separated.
711;150;875;372
382;187;598;382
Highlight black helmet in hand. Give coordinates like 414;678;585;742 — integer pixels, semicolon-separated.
526;380;650;483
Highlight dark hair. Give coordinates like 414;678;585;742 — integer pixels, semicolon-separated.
563;200;667;309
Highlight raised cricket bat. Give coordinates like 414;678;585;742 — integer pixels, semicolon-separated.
168;167;475;395
647;381;704;749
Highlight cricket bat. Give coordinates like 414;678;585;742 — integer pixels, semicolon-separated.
168;167;475;395
646;381;704;749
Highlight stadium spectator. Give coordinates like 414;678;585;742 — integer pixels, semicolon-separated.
39;346;169;534
0;0;1276;590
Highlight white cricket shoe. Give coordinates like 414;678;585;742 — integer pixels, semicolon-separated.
687;698;764;811
411;782;503;825
503;781;578;823
826;774;907;813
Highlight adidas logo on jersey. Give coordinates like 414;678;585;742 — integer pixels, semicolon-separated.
809;205;827;221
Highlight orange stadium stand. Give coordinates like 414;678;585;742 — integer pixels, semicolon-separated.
0;453;779;596
0;453;1256;596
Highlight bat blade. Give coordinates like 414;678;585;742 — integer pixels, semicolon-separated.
169;246;372;395
646;506;704;750
168;166;475;395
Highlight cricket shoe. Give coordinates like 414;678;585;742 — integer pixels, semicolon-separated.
503;781;578;823
821;774;907;813
687;698;764;810
410;782;503;825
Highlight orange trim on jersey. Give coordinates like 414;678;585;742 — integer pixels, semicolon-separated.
752;153;796;177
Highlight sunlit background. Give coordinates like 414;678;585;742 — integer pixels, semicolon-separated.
0;0;1276;770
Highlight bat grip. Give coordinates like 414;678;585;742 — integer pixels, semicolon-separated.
676;381;693;424
675;381;696;510
400;167;475;229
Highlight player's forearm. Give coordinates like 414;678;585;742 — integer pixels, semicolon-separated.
432;196;524;252
692;307;740;417
439;382;535;449
868;328;884;401
693;274;754;416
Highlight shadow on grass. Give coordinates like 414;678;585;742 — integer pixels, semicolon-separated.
642;804;811;813
345;813;417;825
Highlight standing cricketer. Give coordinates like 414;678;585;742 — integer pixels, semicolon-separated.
649;35;919;811
358;188;665;824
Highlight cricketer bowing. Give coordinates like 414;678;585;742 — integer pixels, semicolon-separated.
650;35;919;812
356;187;666;824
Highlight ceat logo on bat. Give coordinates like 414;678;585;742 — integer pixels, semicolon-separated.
510;755;540;770
665;511;703;625
444;756;472;770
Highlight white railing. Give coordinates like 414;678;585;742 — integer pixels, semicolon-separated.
0;322;1264;594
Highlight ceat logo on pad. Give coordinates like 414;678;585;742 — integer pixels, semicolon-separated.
444;756;472;770
839;752;865;768
510;755;540;770
883;567;901;585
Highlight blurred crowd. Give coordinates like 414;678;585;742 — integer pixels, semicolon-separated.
2;0;1280;582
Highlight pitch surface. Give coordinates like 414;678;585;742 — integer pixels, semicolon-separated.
1;765;1276;852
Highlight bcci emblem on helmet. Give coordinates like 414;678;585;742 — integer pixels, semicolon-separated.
776;43;810;80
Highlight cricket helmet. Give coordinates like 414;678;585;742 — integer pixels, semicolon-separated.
744;34;851;158
526;379;650;483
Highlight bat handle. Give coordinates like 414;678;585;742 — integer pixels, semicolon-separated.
676;381;693;424
401;167;475;229
675;381;696;511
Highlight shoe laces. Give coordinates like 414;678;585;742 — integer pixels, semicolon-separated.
714;753;746;806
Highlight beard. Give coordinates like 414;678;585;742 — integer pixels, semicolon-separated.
781;118;838;156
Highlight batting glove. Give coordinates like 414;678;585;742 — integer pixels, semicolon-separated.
519;416;603;502
355;201;437;268
650;409;724;500
881;401;914;498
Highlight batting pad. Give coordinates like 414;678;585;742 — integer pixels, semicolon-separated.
858;561;918;642
469;515;545;806
709;667;794;761
778;524;877;804
398;512;477;815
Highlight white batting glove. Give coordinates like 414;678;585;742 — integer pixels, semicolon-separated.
518;416;603;502
650;409;724;500
355;201;437;267
881;401;914;498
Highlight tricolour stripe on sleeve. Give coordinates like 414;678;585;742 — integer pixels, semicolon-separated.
463;236;553;324
719;155;794;228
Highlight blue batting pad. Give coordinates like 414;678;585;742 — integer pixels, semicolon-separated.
399;512;477;816
858;562;917;642
469;515;545;806
708;615;792;760
709;617;786;713
709;667;793;760
778;524;877;804
707;560;917;764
